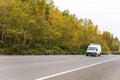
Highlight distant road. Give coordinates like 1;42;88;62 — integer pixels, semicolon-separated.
0;55;120;80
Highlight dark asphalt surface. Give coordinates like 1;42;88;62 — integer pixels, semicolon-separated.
0;55;120;80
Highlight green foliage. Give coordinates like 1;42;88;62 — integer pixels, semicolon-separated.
45;47;65;55
0;48;9;55
22;49;40;55
0;0;119;55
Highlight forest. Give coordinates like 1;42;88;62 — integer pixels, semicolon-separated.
0;0;120;55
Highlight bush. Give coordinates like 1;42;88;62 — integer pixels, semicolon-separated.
111;51;120;55
22;49;40;55
0;48;9;55
45;47;65;55
67;49;86;55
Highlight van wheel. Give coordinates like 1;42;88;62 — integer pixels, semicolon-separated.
86;54;88;56
99;54;101;57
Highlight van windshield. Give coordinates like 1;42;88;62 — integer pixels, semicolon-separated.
87;47;96;50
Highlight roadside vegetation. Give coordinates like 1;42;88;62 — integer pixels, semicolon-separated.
0;0;120;55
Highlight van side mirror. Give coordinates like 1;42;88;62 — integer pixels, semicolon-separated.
96;49;98;51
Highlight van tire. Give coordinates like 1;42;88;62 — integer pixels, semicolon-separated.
86;53;88;56
99;54;101;57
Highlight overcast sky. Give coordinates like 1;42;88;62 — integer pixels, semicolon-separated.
53;0;120;39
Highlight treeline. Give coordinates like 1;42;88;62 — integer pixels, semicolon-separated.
0;0;120;55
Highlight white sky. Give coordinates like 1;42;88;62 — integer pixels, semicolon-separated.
53;0;120;39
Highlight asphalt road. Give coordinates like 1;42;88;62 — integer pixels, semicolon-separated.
0;55;120;80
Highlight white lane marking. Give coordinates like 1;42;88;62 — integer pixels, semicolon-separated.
35;58;119;80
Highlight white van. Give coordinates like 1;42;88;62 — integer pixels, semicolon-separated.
86;43;101;57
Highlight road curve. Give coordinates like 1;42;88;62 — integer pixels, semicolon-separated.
0;55;120;80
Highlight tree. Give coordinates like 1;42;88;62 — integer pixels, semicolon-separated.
0;0;119;55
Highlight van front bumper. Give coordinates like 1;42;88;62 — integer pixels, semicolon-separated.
86;52;97;56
